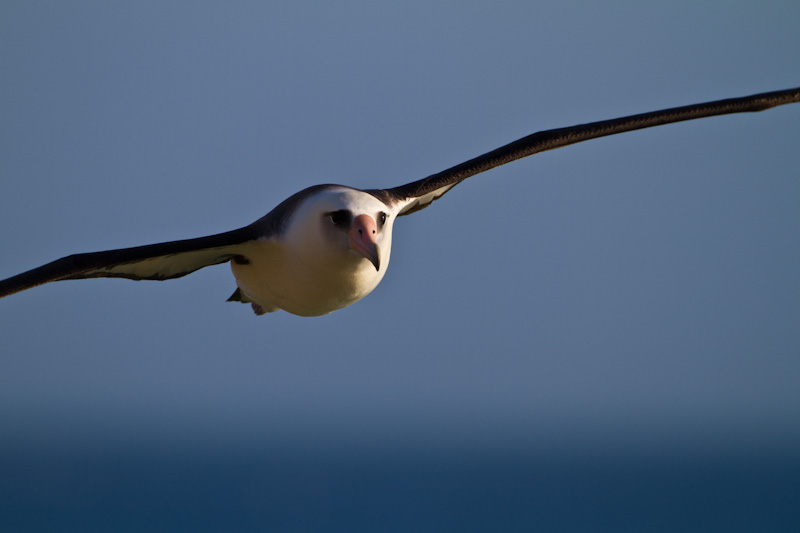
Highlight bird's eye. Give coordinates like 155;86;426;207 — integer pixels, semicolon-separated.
378;212;387;227
329;210;351;228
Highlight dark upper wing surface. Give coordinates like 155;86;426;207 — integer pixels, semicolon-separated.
0;183;325;299
0;225;261;298
376;87;800;216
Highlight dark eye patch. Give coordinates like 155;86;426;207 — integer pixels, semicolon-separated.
328;210;352;228
378;212;387;228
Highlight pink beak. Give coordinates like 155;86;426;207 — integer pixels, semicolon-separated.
349;214;381;271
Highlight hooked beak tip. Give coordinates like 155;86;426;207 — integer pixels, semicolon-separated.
349;233;381;271
370;246;381;271
360;243;380;271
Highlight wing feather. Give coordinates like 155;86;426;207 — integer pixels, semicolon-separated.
0;225;260;298
0;181;322;299
379;86;800;215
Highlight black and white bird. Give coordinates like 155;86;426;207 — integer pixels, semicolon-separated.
1;87;799;316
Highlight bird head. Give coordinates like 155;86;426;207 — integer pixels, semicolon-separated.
283;186;395;275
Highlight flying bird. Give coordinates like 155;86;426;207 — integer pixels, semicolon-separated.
1;87;799;316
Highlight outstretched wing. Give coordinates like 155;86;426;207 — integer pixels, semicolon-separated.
0;180;320;300
0;225;262;299
374;86;800;216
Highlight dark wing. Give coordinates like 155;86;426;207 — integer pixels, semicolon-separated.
0;182;320;299
0;225;263;299
374;86;800;216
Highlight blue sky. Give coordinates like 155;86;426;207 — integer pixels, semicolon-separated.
1;1;799;462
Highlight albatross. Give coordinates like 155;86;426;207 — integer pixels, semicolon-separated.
1;87;799;316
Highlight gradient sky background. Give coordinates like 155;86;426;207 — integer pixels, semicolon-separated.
1;0;799;512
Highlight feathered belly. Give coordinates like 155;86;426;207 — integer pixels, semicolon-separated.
230;241;385;317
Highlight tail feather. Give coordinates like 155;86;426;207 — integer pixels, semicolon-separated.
226;286;277;316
